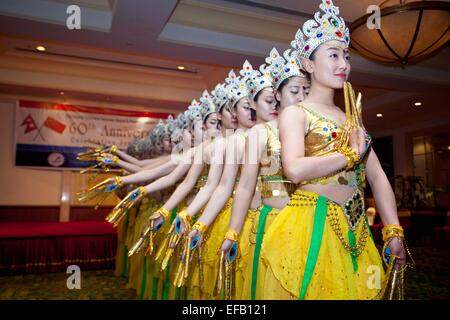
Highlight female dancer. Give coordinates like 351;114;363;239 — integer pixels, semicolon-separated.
218;47;309;299
179;63;259;299
260;0;410;300
126;87;235;300
77;101;206;209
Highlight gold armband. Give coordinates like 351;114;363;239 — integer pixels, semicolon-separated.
382;224;404;242
224;229;240;242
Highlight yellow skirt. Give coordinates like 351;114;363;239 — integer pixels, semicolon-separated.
188;198;233;300
142;203;184;300
260;189;384;300
238;205;283;300
127;197;152;292
114;207;131;278
114;204;138;279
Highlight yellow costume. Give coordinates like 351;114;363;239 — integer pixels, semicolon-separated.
238;122;296;299
127;196;153;293
187;133;249;300
188;198;233;300
260;105;384;300
148;167;209;300
140;186;182;300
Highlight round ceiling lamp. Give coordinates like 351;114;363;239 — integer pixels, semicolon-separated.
349;0;450;66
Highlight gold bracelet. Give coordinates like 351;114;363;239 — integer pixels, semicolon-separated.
178;209;193;224
112;155;119;166
115;176;123;188
382;224;404;242
224;229;240;242
110;145;117;154
345;147;359;169
192;221;207;235
337;146;359;170
157;207;171;220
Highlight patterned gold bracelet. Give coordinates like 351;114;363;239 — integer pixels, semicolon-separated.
224;229;240;242
382;224;404;242
192;221;207;235
110;145;117;154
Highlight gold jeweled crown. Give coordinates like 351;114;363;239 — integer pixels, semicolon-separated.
265;47;304;90
291;0;350;62
212;83;230;111
200;90;217;121
184;99;202;127
170;113;185;141
224;62;252;107
175;112;188;130
163;115;175;138
247;58;274;100
153;119;166;140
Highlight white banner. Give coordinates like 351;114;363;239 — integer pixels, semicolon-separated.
15;100;173;169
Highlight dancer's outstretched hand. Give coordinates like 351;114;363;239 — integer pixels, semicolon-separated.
106;186;146;225
220;239;234;256
386;236;407;271
188;229;203;250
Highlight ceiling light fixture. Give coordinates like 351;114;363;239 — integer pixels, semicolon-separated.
350;1;450;66
177;66;185;70
36;45;46;52
377;113;383;117
414;101;422;106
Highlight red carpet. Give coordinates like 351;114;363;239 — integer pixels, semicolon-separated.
0;221;117;276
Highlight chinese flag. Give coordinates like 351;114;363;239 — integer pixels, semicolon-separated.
44;116;66;134
20;114;37;133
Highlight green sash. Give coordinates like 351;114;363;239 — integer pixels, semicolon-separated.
251;205;272;300
299;195;327;300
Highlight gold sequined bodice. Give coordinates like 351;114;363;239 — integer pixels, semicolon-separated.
298;104;369;231
257;122;296;198
299;105;358;189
